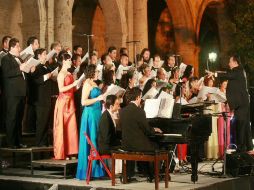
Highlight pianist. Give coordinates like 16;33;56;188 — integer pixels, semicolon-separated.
119;87;162;181
98;95;121;155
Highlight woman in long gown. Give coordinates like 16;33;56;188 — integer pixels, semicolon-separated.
53;51;79;160
76;64;104;180
217;80;231;157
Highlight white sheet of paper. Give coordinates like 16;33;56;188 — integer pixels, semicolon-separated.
104;84;126;97
81;52;89;63
210;93;227;103
20;45;34;57
197;86;219;100
46;49;57;61
144;99;161;118
158;97;175;118
142;87;158;100
22;57;40;73
158;91;173;99
51;67;59;80
77;73;85;88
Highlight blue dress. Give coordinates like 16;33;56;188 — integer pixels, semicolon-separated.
76;87;105;180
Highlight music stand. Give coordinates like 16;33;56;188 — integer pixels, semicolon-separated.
126;40;140;65
211;111;236;177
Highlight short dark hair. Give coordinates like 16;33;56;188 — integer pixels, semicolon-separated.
34;48;46;60
230;55;240;65
2;35;11;45
105;95;117;109
108;46;117;53
119;47;127;55
120;53;128;59
85;64;97;79
73;45;82;51
8;38;19;50
71;53;81;62
101;53;109;63
165;52;175;61
27;36;38;47
58;50;71;63
126;87;142;102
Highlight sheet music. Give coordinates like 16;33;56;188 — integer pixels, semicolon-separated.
20;45;34;57
104;84;126;97
81;52;89;63
144;99;161;118
158;91;173;99
142;87;158;100
77;73;85;88
197;86;219;100
157;97;175;118
116;65;130;80
210;92;227;103
22;57;40;73
179;62;187;77
51;67;59;80
46;49;57;61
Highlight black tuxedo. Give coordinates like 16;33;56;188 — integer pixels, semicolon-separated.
218;66;253;152
30;64;53;146
1;53;27;146
98;110;120;154
120;103;157;152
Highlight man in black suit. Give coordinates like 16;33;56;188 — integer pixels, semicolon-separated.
119;87;162;180
120;87;162;152
1;38;27;148
0;35;11;133
98;95;121;155
31;48;52;146
208;55;253;152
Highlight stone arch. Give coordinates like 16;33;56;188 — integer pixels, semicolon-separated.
0;0;43;49
166;0;195;45
72;0;127;55
99;0;127;48
20;0;46;48
196;0;224;43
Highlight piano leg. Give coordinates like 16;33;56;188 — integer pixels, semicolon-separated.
190;141;199;183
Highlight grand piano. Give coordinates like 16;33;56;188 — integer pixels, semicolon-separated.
148;101;213;183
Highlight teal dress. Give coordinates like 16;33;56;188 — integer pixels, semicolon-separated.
76;87;104;180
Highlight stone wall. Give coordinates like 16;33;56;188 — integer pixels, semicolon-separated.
0;0;228;73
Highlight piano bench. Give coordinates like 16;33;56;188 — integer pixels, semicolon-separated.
111;150;169;190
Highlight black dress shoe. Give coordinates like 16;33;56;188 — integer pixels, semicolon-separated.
191;174;198;183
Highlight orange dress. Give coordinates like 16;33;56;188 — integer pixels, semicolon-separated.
53;74;79;159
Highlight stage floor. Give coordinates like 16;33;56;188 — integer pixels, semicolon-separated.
0;161;253;190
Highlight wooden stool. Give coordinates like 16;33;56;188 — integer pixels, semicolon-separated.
111;150;169;190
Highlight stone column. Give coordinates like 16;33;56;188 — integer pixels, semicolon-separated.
54;0;74;49
133;0;148;51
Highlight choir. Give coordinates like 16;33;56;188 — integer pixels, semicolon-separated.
0;35;253;180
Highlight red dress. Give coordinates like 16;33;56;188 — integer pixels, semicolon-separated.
53;74;79;159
